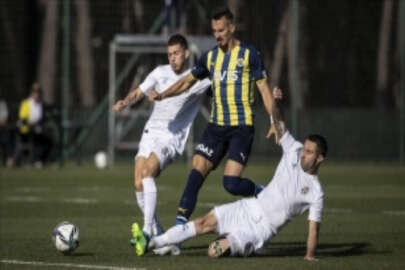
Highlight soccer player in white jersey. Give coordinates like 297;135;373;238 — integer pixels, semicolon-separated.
140;89;328;260
113;34;211;255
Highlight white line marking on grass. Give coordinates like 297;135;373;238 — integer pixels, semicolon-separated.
62;198;98;204
4;196;43;202
0;259;143;270
16;187;51;193
199;202;219;208
324;208;352;214
382;210;405;216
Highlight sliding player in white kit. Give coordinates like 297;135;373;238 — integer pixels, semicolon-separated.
113;34;210;255
143;89;328;261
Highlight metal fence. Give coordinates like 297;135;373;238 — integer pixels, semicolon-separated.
0;0;404;164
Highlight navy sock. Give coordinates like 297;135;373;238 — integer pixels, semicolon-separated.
176;169;205;221
223;175;258;196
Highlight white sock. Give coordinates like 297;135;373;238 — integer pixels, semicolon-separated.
135;191;144;212
152;215;164;236
151;222;196;249
142;177;157;236
135;188;163;236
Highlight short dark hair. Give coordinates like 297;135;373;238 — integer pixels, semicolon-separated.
168;34;188;50
307;134;328;158
31;82;41;94
211;7;234;22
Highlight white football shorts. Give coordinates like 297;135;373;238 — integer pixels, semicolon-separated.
135;126;179;170
214;198;272;257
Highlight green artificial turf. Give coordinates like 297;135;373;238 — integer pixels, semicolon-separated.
1;162;404;269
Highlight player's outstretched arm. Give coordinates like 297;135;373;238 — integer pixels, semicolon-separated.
113;87;144;112
256;80;284;143
153;73;198;100
304;220;320;262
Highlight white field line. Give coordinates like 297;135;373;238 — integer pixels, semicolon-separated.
199;202;221;208
324;208;353;214
16;187;51;193
4;196;43;202
382;210;405;216
3;196;405;218
62;198;99;204
0;259;142;270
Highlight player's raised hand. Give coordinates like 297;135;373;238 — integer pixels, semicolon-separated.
273;86;283;100
266;123;280;144
113;100;127;112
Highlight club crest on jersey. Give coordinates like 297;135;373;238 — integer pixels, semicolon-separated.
237;58;244;67
301;186;310;195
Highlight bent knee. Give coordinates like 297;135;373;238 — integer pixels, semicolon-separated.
134;178;143;191
141;167;152;179
134;181;143;191
192;155;212;176
193;218;205;233
222;176;240;195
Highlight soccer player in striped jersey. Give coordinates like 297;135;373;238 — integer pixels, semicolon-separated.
151;7;282;242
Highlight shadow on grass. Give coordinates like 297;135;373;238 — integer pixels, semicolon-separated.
265;241;386;257
183;242;387;258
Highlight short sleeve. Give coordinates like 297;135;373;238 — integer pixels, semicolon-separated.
280;131;302;154
308;193;324;223
249;47;267;81
191;52;210;80
139;68;158;95
279;131;303;166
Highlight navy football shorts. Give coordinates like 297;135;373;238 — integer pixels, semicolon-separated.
194;123;255;170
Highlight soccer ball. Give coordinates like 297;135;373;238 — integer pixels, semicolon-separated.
52;221;80;254
94;151;107;169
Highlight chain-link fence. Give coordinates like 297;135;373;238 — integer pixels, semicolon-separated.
0;0;404;164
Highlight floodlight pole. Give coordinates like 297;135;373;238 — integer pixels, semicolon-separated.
108;42;116;167
288;0;301;136
61;0;70;166
400;0;405;165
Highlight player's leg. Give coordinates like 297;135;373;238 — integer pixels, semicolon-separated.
176;124;227;225
134;157;146;210
175;154;212;224
222;126;263;197
222;160;262;196
140;153;161;236
131;153;162;256
150;210;218;250
134;156;163;237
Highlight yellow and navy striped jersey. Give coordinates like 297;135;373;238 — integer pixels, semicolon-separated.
191;42;267;126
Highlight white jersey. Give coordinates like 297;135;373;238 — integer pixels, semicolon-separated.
257;131;324;235
139;65;211;154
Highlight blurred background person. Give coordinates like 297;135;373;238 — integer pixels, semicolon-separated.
16;83;53;168
0;99;14;167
